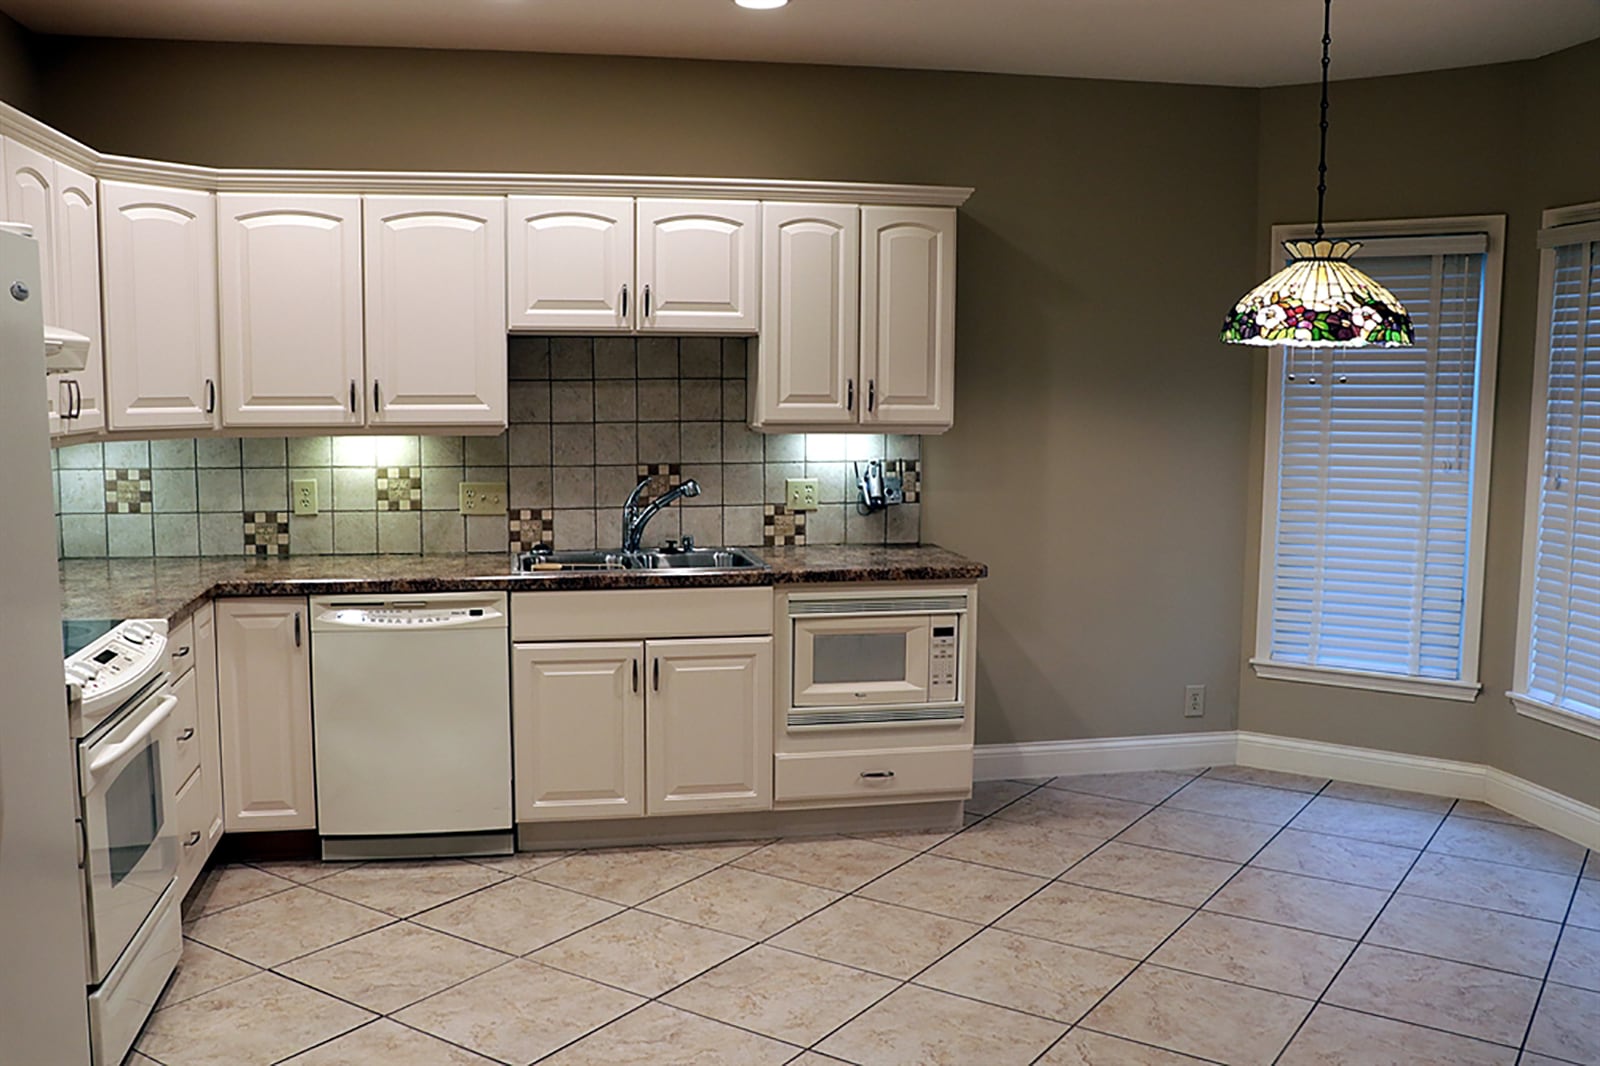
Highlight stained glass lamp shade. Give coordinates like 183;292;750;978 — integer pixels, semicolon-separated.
1221;238;1414;346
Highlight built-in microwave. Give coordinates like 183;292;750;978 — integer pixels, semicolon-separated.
788;590;966;728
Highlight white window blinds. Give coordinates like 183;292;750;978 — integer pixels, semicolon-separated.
1263;241;1489;683
1525;230;1600;720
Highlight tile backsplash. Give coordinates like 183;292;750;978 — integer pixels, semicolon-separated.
53;336;924;558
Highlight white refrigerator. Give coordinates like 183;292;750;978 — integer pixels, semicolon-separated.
0;225;93;1063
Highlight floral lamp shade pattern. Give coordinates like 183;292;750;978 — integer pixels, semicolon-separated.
1221;239;1415;346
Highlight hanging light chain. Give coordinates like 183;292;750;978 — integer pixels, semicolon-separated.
1314;0;1332;239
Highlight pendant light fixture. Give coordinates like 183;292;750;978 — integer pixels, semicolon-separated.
1221;0;1413;347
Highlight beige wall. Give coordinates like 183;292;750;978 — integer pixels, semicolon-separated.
30;39;1261;748
1242;39;1600;807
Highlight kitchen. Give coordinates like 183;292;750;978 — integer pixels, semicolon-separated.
2;2;1599;1065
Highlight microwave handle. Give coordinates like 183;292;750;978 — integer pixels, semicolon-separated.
85;694;177;780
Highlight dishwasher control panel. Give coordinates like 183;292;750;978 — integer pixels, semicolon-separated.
312;595;508;632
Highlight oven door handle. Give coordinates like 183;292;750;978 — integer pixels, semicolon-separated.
86;694;177;781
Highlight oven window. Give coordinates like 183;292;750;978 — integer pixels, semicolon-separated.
813;633;908;684
104;742;162;886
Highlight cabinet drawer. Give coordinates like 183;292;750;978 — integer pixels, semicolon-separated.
512;588;772;642
174;764;208;892
169;669;201;786
775;745;971;804
168;614;196;677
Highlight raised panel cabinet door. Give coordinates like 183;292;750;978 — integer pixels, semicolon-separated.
193;603;225;855
101;180;219;432
753;203;860;427
636;198;759;333
512;641;645;822
3;139;62;435
53;160;106;435
364;195;506;426
508;195;635;332
219;194;364;427
860;206;956;430
645;637;772;815
215;598;314;832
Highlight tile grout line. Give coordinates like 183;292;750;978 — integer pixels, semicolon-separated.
1512;847;1591;1063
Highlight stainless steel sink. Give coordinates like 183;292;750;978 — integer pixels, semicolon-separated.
512;547;766;574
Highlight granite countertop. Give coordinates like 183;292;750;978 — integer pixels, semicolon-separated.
59;546;988;624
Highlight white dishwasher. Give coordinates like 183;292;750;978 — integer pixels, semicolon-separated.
310;592;512;859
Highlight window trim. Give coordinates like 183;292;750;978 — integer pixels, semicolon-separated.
1252;214;1506;701
1509;200;1600;740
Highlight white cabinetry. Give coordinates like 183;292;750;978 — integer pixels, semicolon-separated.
751;203;860;427
215;598;314;832
647;638;772;814
750;205;956;433
507;195;634;332
100;181;219;432
218;194;364;427
636;199;759;333
168;605;223;897
364;195;506;426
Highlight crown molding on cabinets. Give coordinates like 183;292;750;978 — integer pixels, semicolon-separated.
0;101;974;207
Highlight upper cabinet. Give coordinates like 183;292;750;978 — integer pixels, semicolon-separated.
750;205;957;433
364;195;506;426
750;203;860;427
636;199;759;333
508;195;634;332
218;193;364;428
101;181;219;433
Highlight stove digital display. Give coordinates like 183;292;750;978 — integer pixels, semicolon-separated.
94;648;119;664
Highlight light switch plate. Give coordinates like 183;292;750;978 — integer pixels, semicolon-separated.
459;481;508;516
785;477;820;511
291;478;319;516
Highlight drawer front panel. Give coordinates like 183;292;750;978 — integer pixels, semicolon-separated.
774;745;972;804
173;765;207;893
512;588;772;642
168;615;196;677
169;668;201;786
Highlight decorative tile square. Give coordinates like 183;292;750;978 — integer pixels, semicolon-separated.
633;462;682;506
762;503;807;546
509;508;552;552
243;510;290;556
891;458;921;502
376;466;422;511
103;467;152;513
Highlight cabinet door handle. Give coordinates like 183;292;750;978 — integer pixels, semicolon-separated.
632;658;639;693
620;283;629;319
204;378;216;414
860;770;896;780
652;658;660;692
174;645;191;659
643;284;652;319
372;380;382;414
184;830;202;848
847;379;855;412
177;727;195;742
293;611;302;648
349;380;357;413
66;378;82;419
868;379;876;413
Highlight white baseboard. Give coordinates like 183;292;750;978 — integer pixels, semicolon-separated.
975;729;1600;850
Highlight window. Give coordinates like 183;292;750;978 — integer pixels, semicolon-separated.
1512;204;1600;739
1253;218;1504;701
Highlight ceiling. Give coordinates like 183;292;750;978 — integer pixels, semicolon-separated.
4;0;1598;88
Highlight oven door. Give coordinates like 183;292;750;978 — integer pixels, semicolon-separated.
79;681;179;985
793;615;932;707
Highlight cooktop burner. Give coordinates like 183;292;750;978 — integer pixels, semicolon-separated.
62;618;123;660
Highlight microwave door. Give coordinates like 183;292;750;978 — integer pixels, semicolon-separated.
793;616;932;707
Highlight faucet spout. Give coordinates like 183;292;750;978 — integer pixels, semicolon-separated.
622;477;701;552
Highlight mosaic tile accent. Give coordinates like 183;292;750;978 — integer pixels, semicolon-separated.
634;462;683;507
763;503;807;546
377;466;423;511
104;468;152;514
509;508;553;552
243;511;291;556
894;459;921;503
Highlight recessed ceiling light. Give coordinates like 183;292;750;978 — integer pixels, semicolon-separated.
734;0;788;9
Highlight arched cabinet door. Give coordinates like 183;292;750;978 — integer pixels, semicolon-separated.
508;195;634;332
636;198;759;334
53;160;106;435
364;195;506;427
101;180;219;432
860;206;956;430
218;193;364;428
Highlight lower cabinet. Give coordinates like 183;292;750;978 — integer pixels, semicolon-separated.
215;597;315;832
168;604;224;898
514;636;772;822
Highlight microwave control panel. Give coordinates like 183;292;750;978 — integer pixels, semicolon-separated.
929;615;960;702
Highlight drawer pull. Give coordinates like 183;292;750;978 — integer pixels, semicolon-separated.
174;645;191;658
859;770;896;780
184;831;201;847
177;727;195;742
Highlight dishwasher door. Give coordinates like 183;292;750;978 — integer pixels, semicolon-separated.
310;593;511;842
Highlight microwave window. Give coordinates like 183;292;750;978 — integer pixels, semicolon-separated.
104;742;162;886
813;633;908;684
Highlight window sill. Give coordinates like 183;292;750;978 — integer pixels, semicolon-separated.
1509;692;1600;742
1249;659;1482;703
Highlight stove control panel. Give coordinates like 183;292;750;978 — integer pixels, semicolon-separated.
66;619;169;726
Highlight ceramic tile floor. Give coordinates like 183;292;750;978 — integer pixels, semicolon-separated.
132;766;1600;1066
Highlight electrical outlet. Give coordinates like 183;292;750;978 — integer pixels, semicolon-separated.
291;478;319;516
785;477;820;511
458;481;507;516
1184;684;1206;718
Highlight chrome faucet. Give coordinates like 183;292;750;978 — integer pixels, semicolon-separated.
622;477;701;552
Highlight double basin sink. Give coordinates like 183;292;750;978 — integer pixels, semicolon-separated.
512;547;767;575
